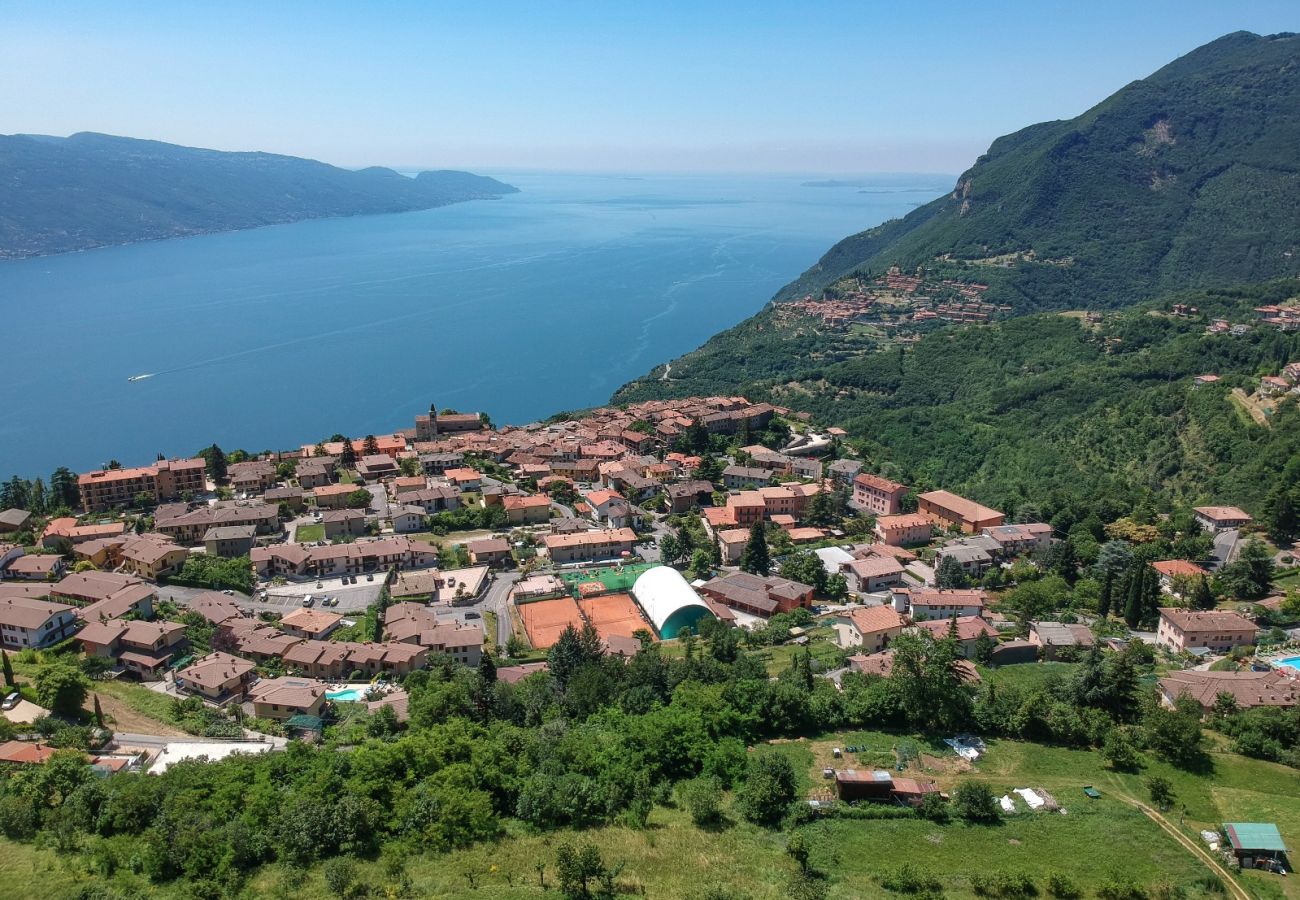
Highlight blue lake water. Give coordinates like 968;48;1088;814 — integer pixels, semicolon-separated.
0;171;949;478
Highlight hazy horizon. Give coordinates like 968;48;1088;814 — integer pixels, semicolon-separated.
2;2;1296;174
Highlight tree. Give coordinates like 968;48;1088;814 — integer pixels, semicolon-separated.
1146;775;1174;811
92;695;104;728
1;651;12;688
346;489;373;510
1191;575;1215;610
35;665;88;718
658;533;683;566
779;550;828;596
973;631;996;666
1217;539;1274;601
934;554;968;589
200;444;227;482
737;753;797;826
952;780;1000;823
340;439;358;469
49;467;79;509
555;841;612;900
362;434;380;456
1266;484;1298;543
739;521;769;576
1101;728;1141;772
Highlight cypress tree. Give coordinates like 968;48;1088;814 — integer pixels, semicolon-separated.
739;521;770;576
1;650;13;688
1098;569;1114;618
93;694;104;728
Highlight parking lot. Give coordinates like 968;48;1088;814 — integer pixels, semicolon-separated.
259;575;384;613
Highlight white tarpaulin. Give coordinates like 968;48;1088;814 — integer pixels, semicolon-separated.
999;795;1017;813
1013;788;1045;810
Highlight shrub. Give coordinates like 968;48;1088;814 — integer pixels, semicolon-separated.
1046;873;1081;898
677;776;724;828
1096;881;1148;900
971;870;1037;898
952;781;1001;824
878;862;943;894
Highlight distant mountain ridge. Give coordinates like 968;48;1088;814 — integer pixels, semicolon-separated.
0;132;518;258
776;31;1300;311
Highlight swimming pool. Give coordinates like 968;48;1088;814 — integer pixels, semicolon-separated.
1276;656;1300;674
327;688;366;703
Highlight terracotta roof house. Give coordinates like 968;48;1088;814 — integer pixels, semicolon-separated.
0;596;78;650
280;607;343;640
1159;669;1300;713
918;490;1005;533
249;677;326;721
503;494;551;525
1151;559;1210;596
188;592;244;627
852;473;908;517
874;513;933;547
468;538;511;567
541;528;638;564
0;509;32;533
843;555;906;593
2;553;64;581
698;572;813;618
914;615;999;658
1193;506;1253;533
175;651;257;702
893;587;987;620
831;605;907;651
848;649;980;682
1156;608;1257;654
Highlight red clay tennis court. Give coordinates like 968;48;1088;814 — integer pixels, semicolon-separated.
518;596;584;649
577;592;652;642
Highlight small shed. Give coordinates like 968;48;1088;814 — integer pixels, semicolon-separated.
1223;822;1288;868
834;768;894;802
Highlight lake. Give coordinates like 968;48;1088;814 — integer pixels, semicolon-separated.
0;171;949;478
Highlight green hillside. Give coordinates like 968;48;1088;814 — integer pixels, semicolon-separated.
0;132;518;258
775;31;1300;312
616;281;1300;518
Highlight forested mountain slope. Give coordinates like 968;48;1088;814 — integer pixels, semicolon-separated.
617;281;1300;519
0;132;517;258
774;31;1300;311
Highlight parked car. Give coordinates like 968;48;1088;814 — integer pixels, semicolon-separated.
465;611;481;619
2;692;20;710
302;595;315;607
366;574;374;582
222;589;234;596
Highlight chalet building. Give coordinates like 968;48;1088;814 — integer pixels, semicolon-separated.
1159;669;1300;713
77;619;187;678
227;460;277;494
842;555;906;593
249;677;326;721
203;525;257;558
913;615;999;659
504;494;551;525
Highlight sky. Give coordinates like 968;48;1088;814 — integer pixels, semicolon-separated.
1;1;1296;174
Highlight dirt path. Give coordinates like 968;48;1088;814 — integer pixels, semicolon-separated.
91;691;186;737
1100;779;1250;900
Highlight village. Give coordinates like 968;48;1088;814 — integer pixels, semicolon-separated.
1;394;1298;891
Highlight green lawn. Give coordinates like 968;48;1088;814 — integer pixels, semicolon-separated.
295;523;325;542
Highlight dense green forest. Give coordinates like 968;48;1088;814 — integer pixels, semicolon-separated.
0;133;517;258
616;281;1300;517
771;31;1300;312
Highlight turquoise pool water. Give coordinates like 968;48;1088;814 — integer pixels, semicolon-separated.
1276;656;1300;673
327;688;366;703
